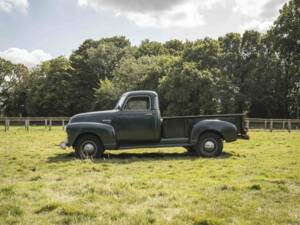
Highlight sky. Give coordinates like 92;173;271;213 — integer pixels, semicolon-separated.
0;0;288;67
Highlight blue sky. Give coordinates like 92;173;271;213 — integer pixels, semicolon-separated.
0;0;287;67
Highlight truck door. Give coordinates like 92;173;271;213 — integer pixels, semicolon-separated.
116;95;157;143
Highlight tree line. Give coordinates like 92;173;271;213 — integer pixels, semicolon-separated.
0;0;299;118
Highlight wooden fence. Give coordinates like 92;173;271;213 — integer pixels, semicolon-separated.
0;117;69;131
245;118;300;132
0;117;300;132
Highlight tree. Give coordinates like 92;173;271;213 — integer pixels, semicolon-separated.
218;33;242;113
86;36;131;80
159;61;217;116
238;30;262;113
136;39;166;57
268;0;300;118
26;57;74;116
94;78;119;110
69;36;131;113
113;55;175;92
0;1;299;119
0;58;30;116
94;55;177;112
163;39;185;56
183;38;221;70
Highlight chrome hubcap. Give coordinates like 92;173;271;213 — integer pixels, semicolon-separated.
83;143;95;153
204;140;215;152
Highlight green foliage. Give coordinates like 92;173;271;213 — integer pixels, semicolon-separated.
269;0;300;118
136;39;167;57
183;38;221;70
159;62;217;116
87;37;131;80
0;58;29;116
94;78;119;110
163;39;185;56
26;57;74;116
113;55;176;92
0;1;299;118
67;36;131;114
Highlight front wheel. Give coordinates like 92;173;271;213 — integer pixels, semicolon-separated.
74;134;104;159
195;132;223;157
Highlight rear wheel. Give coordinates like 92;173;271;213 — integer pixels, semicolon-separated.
74;134;104;159
195;132;223;157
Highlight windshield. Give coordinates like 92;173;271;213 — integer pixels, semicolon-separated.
114;95;127;110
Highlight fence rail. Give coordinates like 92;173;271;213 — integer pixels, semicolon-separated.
0;117;300;132
245;118;300;132
0;117;69;131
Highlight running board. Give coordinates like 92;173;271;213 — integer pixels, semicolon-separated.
119;138;191;149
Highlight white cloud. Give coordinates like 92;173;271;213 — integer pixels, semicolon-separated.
233;0;286;18
78;0;223;28
0;48;52;67
234;0;287;32
0;0;28;13
125;2;205;28
233;0;269;18
77;0;288;33
241;19;273;32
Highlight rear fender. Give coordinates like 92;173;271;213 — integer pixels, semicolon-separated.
66;122;117;149
190;120;237;144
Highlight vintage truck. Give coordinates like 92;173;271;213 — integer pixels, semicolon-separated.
60;90;249;158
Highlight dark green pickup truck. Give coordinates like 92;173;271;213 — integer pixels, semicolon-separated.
60;91;249;158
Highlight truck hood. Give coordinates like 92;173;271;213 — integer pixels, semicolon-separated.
69;110;117;124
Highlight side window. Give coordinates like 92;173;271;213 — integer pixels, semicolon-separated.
124;96;150;111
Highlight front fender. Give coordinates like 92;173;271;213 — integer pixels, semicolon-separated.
190;120;237;144
66;122;117;149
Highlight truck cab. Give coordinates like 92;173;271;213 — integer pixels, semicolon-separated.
63;90;248;159
113;91;162;144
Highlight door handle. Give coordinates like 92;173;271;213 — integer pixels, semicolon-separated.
102;119;112;123
144;113;153;116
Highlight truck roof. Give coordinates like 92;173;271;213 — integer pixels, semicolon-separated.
122;90;158;97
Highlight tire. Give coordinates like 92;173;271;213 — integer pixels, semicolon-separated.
74;134;104;159
184;146;195;154
194;132;223;157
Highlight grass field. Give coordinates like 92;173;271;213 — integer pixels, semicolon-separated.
0;128;299;225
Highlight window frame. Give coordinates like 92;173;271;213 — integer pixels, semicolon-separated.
122;95;152;112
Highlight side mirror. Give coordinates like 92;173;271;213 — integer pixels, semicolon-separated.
117;105;121;111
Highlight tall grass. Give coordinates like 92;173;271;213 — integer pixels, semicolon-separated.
0;128;299;225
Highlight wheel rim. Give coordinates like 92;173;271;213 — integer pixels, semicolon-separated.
80;141;97;158
203;139;216;153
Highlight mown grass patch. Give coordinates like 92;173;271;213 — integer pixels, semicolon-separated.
0;128;299;225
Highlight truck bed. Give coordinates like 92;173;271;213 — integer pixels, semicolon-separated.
162;113;247;139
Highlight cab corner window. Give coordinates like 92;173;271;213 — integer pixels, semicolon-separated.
124;96;150;111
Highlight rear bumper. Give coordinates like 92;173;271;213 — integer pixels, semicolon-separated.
238;134;250;140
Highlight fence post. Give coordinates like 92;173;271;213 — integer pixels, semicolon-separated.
288;120;291;133
246;120;249;129
25;119;30;131
62;120;65;130
264;120;267;129
270;120;273;132
49;120;52;131
4;119;7;132
7;119;10;131
282;121;285;129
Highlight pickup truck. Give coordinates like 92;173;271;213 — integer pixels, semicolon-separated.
61;90;249;158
